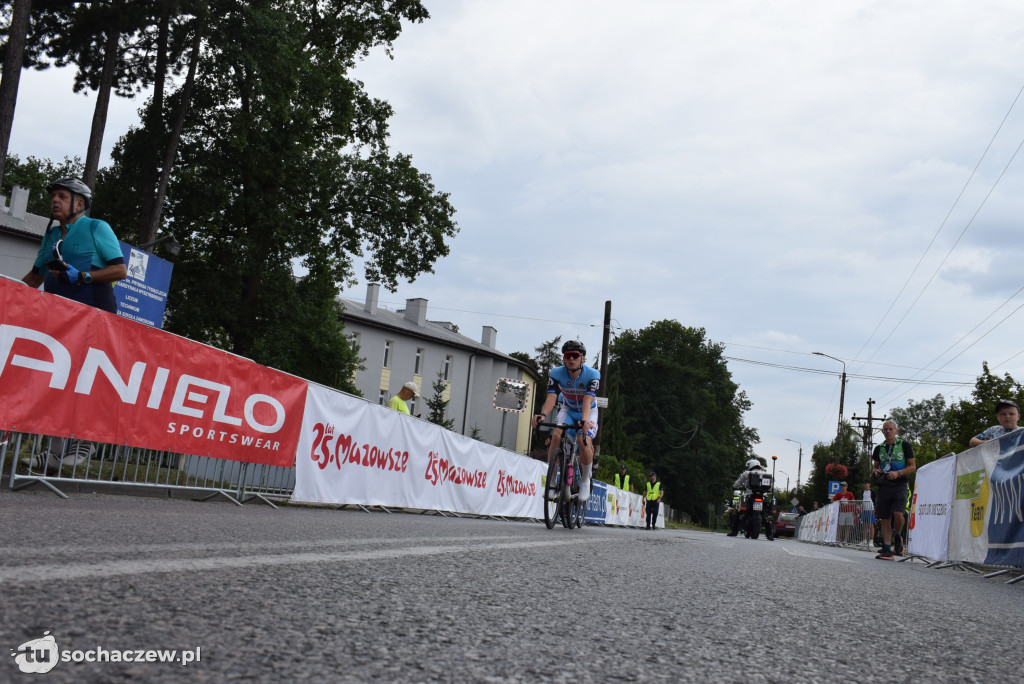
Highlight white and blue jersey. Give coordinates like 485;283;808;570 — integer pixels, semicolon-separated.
547;365;600;413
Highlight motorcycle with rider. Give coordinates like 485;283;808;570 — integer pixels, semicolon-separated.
727;458;775;540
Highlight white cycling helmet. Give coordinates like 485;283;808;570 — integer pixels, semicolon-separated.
746;458;762;469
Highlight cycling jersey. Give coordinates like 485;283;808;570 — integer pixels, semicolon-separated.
547;364;600;413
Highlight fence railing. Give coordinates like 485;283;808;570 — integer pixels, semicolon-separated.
2;431;294;507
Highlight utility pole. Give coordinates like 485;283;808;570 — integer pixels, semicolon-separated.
851;398;887;473
593;301;611;462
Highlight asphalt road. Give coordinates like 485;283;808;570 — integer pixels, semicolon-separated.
1;490;1020;683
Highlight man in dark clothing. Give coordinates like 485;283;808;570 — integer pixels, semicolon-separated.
872;419;916;560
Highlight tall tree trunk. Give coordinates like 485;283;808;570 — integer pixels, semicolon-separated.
137;5;170;247
144;14;203;243
0;0;33;188
83;23;119;188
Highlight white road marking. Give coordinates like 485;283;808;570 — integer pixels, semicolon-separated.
0;537;613;584
781;545;861;563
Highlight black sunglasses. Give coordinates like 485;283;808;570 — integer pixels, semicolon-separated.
563;352;582;360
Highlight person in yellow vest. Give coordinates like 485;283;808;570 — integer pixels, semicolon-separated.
614;465;632;492
387;381;419;414
646;471;664;530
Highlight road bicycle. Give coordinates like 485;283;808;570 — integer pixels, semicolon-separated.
539;421;586;529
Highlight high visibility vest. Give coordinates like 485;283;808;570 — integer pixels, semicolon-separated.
615;473;630;491
646;481;661;501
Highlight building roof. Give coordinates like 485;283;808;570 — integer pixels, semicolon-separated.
337;294;539;382
0;205;49;240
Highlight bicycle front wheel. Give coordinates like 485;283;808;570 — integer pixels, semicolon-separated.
543;453;562;529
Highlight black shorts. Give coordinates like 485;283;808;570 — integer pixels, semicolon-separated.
875;484;909;519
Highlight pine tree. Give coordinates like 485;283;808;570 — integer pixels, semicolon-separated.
426;371;455;430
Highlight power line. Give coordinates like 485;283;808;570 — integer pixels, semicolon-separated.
860;127;1024;369
853;80;1024;372
722;356;969;386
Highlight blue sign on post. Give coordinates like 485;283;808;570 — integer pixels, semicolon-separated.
113;241;174;329
828;480;841;496
584;480;608;523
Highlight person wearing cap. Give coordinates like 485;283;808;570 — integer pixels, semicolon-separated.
645;471;664;530
614;464;632;492
969;399;1021;447
831;481;855;543
387;381;420;415
871;419;916;560
21;177;126;313
831;481;855;503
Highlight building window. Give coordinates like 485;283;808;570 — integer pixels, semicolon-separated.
379;389;388;406
382;340;392;368
349;333;360;352
443;355;453;381
414;348;424;375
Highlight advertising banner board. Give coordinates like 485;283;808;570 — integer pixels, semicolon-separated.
0;277;306;466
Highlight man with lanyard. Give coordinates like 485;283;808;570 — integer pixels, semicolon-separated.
532;340;600;503
615;464;631;492
871;419;916;559
21;177;127;313
645;471;664;530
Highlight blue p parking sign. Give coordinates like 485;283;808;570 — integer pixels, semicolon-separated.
828;480;841;496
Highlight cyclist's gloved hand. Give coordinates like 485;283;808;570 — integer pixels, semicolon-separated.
64;263;80;284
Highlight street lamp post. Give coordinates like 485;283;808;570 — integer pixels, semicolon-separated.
784;438;802;494
814;351;847;462
771;454;778;505
777;470;790;494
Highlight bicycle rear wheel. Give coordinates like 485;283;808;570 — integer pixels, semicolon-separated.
543;453;562;529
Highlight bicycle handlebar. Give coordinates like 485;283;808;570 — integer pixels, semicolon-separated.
536;421;584;430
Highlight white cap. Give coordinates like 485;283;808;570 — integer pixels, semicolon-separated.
403;381;420;397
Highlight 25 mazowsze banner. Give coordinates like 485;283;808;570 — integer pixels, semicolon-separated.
0;277;306;466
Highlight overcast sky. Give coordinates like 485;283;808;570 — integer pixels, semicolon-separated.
9;1;1024;493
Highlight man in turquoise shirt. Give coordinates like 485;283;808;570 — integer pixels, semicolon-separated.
22;177;126;313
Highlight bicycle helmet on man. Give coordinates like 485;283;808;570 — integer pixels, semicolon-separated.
47;177;92;222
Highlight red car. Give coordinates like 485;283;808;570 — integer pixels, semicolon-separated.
775;511;799;537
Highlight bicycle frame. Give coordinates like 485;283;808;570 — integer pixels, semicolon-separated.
540;422;585;529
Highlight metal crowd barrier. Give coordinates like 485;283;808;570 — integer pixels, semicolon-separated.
1;431;294;507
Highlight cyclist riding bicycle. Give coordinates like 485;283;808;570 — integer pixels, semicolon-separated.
531;340;600;502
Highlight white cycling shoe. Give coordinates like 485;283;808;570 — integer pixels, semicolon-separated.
577;479;590;502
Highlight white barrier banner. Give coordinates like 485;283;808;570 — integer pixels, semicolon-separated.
823;502;839;544
292;383;545;517
603;486;647;527
797;508;824;542
948;431;1024;566
949;444;994;564
907;454;955;561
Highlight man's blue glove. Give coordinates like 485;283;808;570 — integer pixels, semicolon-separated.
64;263;80;284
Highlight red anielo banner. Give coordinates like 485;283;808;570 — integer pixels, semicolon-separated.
0;277;306;466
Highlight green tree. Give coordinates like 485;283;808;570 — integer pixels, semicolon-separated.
889;393;955;468
604;320;759;523
425;371;454;430
99;0;455;388
946;363;1024;450
533;335;562;379
803;422;862;507
514;335;560;415
1;153;82;215
596;362;644;468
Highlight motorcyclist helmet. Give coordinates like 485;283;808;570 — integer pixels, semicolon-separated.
745;458;762;470
561;340;586;356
